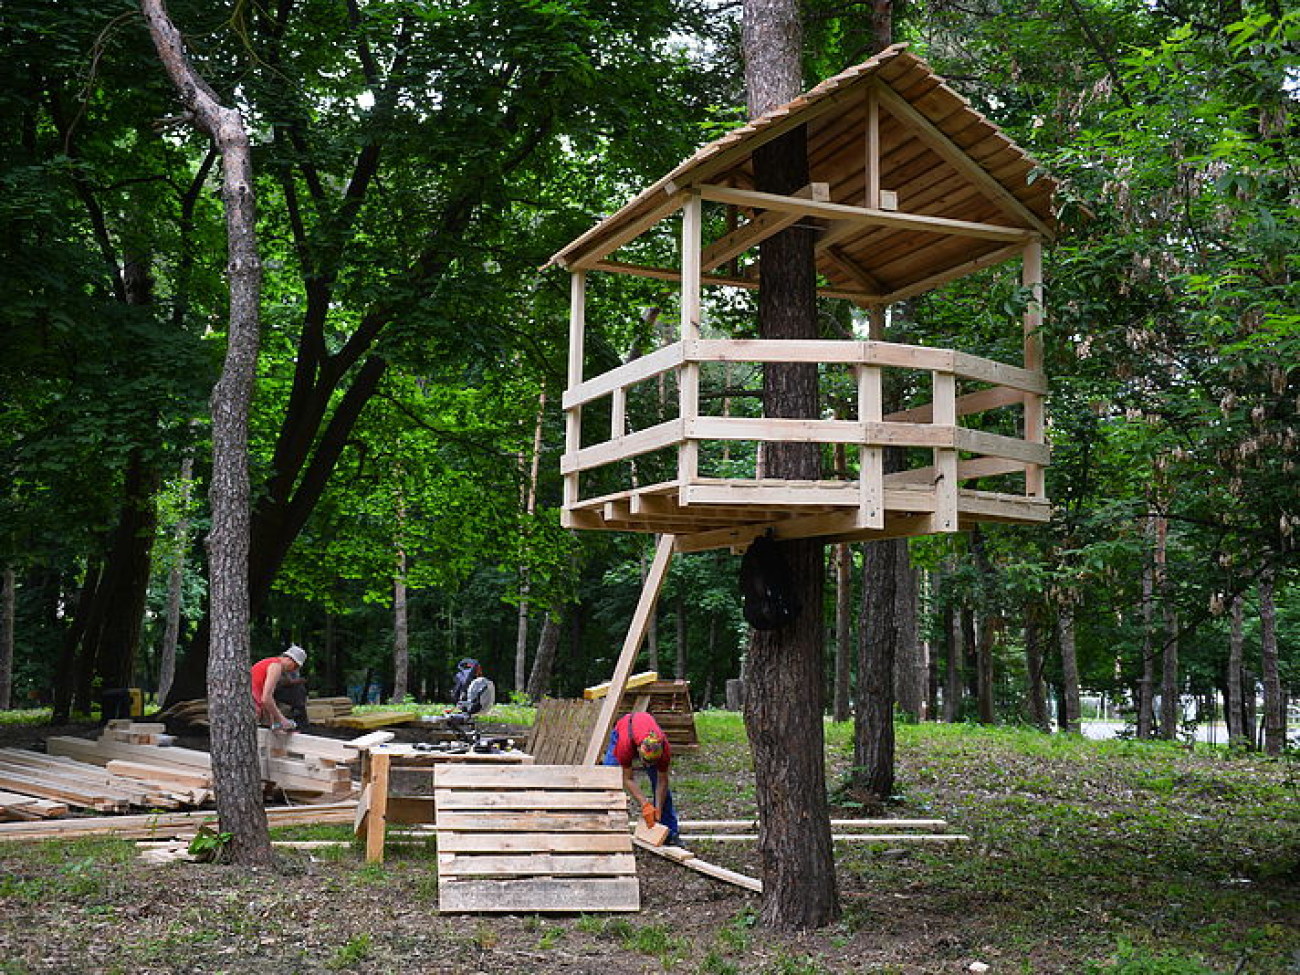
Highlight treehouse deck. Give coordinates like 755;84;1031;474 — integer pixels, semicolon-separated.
550;44;1057;552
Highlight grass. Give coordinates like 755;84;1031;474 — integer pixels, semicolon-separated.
0;714;1295;973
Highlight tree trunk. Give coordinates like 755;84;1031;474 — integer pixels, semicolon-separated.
741;0;838;930
1155;512;1179;739
157;454;194;704
969;528;996;724
1226;593;1247;747
390;548;409;704
142;0;271;866
674;595;687;680
526;613;562;702
0;566;13;710
515;390;547;693
1024;611;1049;731
832;543;853;722
1057;603;1082;734
855;539;899;799
1258;563;1284;756
893;551;924;722
943;593;961;723
1137;517;1156;739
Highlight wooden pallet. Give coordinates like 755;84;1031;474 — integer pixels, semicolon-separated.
527;699;600;765
613;680;699;750
433;765;639;913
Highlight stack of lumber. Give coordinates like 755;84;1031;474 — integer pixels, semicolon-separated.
332;710;418;731
0;747;204;812
160;696;356;729
0;790;68;821
305;696;355;726
45;722;363;802
0;801;357;843
433;764;639;913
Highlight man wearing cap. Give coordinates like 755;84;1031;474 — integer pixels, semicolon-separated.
604;711;681;845
250;645;306;731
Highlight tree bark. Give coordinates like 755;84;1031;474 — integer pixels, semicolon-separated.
141;0;271;866
942;586;961;722
1155;511;1180;739
855;539;898;799
390;548;409;704
0;566;13;710
1024;611;1050;732
741;0;838;931
1137;516;1156;739
515;390;547;693
1226;593;1247;747
525;613;562;702
832;543;853;722
1258;563;1284;756
893;550;924;722
1057;603;1082;734
157;454;194;704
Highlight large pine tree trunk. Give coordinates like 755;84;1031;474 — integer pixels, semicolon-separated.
741;0;837;930
1057;602;1082;734
1024;611;1049;731
1259;564;1284;756
893;553;924;721
832;543;853;722
142;0;271;866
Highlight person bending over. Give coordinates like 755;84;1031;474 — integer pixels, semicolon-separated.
250;644;306;731
604;711;681;846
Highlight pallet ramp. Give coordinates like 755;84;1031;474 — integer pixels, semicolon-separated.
433;764;639;913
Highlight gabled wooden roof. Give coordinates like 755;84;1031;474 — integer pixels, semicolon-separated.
550;44;1057;304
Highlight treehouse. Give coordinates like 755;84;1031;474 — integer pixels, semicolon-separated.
549;43;1057;557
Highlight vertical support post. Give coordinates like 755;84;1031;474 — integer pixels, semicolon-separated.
857;360;884;529
678;193;702;487
364;750;391;863
583;534;677;765
866;87;881;209
1022;239;1045;499
933;371;959;532
563;270;586;523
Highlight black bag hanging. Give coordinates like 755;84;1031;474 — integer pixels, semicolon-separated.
739;532;802;631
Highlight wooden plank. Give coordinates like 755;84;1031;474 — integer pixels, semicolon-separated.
587;259;874;303
433;765;623;790
584;671;659;701
582;534;676;765
633;838;763;893
105;760;212;790
562;342;685;410
435;790;629;811
560;419;685;476
47;736;212;770
0;791;68;819
438;852;637;877
679;818;950;829
436;831;634;854
364;751;391;863
434;811;626;833
332;711;418;730
697;184;1034;243
438;877;641;913
343;731;396;750
0;802;357;842
682;833;971;843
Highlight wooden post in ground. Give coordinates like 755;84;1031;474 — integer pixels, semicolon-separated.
582;534;677;765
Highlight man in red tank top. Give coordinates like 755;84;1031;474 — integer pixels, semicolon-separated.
250;645;306;731
603;711;681;845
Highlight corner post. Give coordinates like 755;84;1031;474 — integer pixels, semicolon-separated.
563;270;587;523
1022;239;1045;498
678;192;702;487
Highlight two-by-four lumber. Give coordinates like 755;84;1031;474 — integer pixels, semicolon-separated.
632;836;762;893
583;670;659;700
0;790;69;820
0;801;358;843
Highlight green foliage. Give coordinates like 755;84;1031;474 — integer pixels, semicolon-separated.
186;823;233;863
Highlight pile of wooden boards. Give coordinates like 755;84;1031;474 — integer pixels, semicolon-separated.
161;696;356;729
0;744;209;813
433;764;639;913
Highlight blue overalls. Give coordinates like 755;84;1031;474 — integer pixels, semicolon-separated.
603;722;679;839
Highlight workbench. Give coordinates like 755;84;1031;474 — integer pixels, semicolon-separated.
355;744;534;863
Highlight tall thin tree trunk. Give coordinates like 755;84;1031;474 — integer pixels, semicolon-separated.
0;566;14;710
1155;512;1179;739
741;0;838;930
157;455;194;704
674;595;687;680
1024;611;1049;731
943;592;961;722
833;543;853;722
893;551;924;721
1057;602;1082;734
142;0;271;866
1258;563;1284;756
526;613;562;701
515;390;547;693
1226;593;1247;747
1137;517;1156;739
855;539;898;799
390;548;409;704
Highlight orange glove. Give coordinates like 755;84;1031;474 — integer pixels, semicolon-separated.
641;802;657;828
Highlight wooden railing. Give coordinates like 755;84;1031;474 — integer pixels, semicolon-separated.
561;338;1048;534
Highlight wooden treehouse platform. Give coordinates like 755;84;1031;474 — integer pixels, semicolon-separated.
550;43;1057;554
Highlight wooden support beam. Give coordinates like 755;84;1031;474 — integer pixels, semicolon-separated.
700;183;829;272
583;534;677;764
